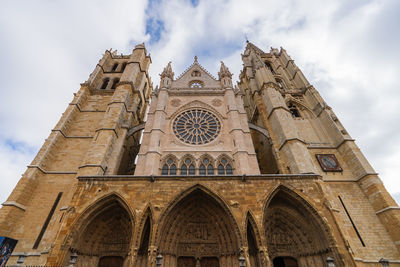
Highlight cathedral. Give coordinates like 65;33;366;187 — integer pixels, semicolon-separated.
0;42;399;267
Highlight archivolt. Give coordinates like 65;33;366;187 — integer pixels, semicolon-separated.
155;184;243;253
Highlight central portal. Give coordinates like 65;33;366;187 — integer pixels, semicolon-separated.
158;187;240;267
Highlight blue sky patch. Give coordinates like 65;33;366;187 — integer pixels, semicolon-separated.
4;139;36;154
145;0;165;44
190;0;199;7
146;17;165;44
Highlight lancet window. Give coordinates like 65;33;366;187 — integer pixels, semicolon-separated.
265;61;275;74
161;157;177;175
199;157;214;175
217;157;233;175
121;62;127;72
100;78;109;89
111;78;120;89
181;157;195;175
111;63;119;72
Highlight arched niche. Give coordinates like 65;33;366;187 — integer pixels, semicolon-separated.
157;186;241;267
246;212;262;267
64;194;134;267
264;186;342;267
135;207;153;267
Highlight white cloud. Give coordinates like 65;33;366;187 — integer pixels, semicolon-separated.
0;0;399;207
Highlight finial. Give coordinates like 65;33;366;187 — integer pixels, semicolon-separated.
218;61;232;80
194;56;198;63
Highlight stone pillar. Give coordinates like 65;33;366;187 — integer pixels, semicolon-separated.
135;88;168;175
224;87;260;175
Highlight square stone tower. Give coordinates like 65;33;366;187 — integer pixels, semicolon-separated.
0;42;399;267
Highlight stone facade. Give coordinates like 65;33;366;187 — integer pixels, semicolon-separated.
0;42;399;267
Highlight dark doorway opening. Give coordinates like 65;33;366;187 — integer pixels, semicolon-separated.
273;257;298;267
201;257;219;267
178;256;196;267
98;256;124;267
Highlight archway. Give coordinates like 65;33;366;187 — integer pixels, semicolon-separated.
264;187;340;267
247;216;260;267
158;187;241;267
66;195;134;267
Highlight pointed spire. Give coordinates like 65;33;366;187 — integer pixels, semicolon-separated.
194;56;198;63
218;61;232;79
160;61;174;80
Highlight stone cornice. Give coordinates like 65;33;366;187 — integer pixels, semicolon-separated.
2;201;27;211
51;129;93;139
278;138;308;151
27;165;77;174
95;127;119;138
375;206;400;215
77;173;321;182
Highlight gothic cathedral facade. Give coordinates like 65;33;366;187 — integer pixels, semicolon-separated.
1;42;400;267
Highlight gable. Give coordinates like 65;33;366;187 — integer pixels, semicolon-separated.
172;61;220;89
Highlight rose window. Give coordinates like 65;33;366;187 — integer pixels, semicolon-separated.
173;109;221;145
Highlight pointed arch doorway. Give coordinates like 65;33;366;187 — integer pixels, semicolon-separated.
158;187;241;267
64;195;134;267
265;187;341;267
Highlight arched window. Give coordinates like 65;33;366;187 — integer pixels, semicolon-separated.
121;62;127;72
111;78;120;89
217;157;233;175
161;157;177;175
101;78;109;89
288;103;301;118
111;63;119;72
191;70;201;77
264;62;275;74
189;81;203;88
181;157;195;175
199;157;214;175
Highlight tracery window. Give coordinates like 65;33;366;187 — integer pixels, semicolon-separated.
161;157;177;175
217;157;233;175
173;109;221;145
189;81;203;88
199;157;214;175
181;157;195;175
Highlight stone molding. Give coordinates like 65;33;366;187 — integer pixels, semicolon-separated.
1;201;26;211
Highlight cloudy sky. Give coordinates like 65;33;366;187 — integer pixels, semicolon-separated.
0;0;399;204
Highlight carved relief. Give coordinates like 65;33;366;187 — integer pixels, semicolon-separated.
211;98;222;107
171;99;181;107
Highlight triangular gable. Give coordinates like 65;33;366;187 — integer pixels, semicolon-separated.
245;41;266;56
172;58;220;88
